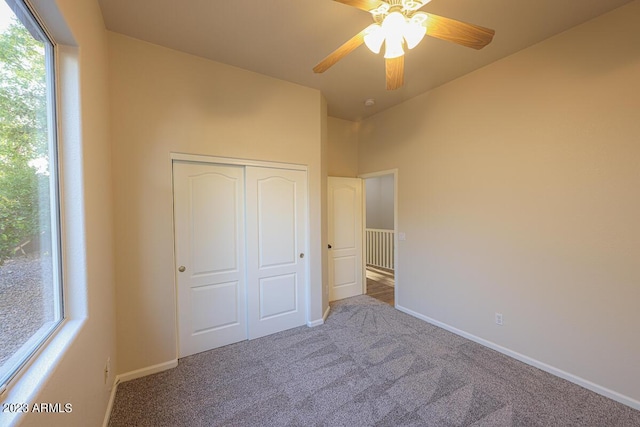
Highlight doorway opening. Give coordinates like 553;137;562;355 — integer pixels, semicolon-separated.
362;172;396;306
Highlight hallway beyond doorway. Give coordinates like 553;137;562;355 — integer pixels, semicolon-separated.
365;266;394;306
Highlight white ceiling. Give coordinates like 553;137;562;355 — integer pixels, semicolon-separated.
97;0;633;121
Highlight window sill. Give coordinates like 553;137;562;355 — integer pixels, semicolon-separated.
0;318;85;426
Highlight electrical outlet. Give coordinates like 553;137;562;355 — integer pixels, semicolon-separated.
495;313;503;326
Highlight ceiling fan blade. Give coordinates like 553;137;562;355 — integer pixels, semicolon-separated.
313;28;368;73
425;13;495;50
333;0;384;12
386;56;404;90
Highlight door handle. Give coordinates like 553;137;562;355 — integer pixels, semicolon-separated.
328;244;332;249
178;266;186;272
299;253;305;258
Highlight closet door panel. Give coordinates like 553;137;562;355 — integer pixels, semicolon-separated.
246;167;307;339
173;162;247;357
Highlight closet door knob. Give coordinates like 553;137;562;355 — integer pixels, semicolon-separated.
178;266;186;272
299;253;305;258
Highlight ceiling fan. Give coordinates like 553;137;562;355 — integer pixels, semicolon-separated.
313;0;495;90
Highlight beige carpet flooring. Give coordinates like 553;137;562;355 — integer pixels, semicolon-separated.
108;296;640;426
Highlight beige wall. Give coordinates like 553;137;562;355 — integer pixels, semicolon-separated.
108;33;325;374
15;0;117;425
359;1;640;405
365;175;394;230
327;117;359;177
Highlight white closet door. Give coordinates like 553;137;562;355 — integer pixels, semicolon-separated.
328;177;363;301
173;162;247;358
245;167;307;339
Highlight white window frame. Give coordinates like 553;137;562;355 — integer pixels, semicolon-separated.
0;0;64;395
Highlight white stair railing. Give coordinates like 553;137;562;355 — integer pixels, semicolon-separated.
366;228;394;271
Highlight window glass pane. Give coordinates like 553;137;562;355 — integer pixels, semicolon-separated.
0;0;62;387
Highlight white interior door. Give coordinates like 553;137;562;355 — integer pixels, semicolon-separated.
328;177;363;301
246;167;307;339
173;162;247;358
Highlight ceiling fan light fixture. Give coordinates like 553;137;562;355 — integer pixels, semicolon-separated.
364;24;385;54
384;33;405;58
382;11;407;34
382;11;406;58
405;12;428;49
404;21;426;49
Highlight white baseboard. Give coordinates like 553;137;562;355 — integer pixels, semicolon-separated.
307;306;331;327
396;304;640;411
307;319;323;327
115;359;178;384
102;359;178;426
102;379;119;427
